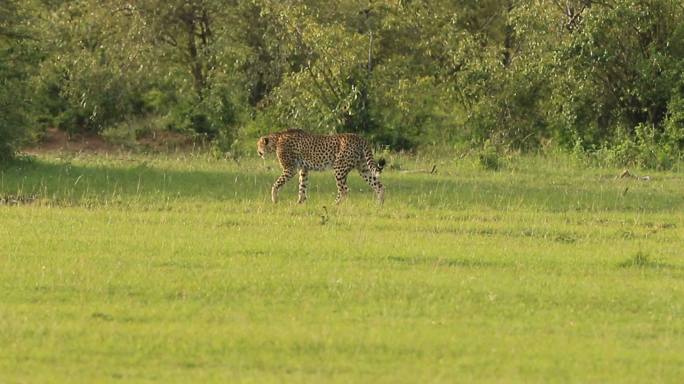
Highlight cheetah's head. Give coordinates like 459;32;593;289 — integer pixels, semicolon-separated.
256;135;276;159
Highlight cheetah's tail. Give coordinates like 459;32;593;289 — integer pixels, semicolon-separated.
364;146;385;176
377;158;386;172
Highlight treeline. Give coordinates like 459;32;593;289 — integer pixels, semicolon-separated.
1;0;684;167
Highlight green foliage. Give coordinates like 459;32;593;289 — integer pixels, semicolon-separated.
100;116;167;147
552;0;684;147
34;0;244;140
0;64;28;160
664;94;684;149
3;0;684;166
582;122;681;170
0;0;36;160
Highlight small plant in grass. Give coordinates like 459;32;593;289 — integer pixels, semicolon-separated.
620;251;652;268
618;251;669;269
101;121;136;146
478;140;504;171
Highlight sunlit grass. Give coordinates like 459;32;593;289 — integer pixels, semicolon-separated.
1;151;683;382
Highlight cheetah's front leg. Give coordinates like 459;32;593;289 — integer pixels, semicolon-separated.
271;170;294;203
358;167;385;205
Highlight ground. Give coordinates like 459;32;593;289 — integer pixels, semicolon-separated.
0;143;683;383
23;127;194;156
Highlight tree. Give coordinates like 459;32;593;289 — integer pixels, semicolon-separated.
0;0;36;160
5;0;681;163
38;0;243;138
256;1;369;133
550;0;684;147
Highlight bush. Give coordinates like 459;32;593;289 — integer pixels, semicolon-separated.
0;92;29;161
552;0;684;151
100;117;154;146
590;122;681;170
663;95;684;151
0;1;35;161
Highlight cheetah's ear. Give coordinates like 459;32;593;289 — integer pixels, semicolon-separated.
263;137;269;145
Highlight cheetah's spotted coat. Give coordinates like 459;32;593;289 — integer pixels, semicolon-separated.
257;129;385;204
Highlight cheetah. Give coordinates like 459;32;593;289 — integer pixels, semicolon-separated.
257;129;385;204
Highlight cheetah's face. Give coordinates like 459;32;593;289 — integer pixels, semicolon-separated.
256;136;275;159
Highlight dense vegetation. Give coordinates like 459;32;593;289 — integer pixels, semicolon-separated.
2;0;684;167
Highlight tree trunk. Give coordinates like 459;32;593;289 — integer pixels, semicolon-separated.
502;1;514;68
184;14;205;100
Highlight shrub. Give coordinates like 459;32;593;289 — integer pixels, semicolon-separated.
595;123;681;170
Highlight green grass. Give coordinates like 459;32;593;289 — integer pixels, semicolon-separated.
1;152;683;383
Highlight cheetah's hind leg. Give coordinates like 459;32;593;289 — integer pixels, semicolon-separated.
334;168;351;204
297;168;308;204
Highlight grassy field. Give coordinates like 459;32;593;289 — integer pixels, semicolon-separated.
1;150;683;383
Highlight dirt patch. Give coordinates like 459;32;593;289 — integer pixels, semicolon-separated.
23;128;195;155
23;128;115;155
136;130;194;151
